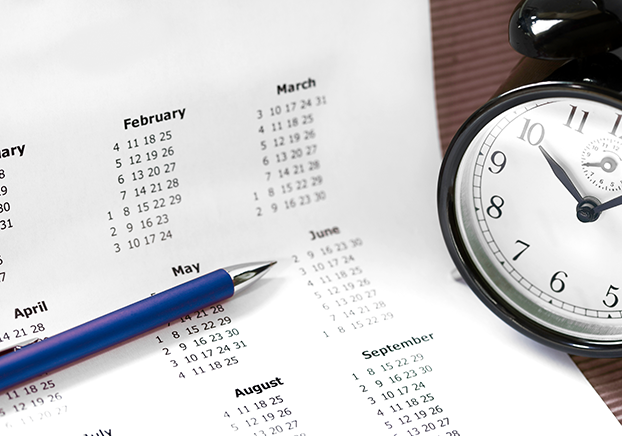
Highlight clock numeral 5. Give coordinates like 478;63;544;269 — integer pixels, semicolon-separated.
603;285;620;308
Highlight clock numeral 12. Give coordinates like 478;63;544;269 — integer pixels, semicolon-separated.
609;113;622;137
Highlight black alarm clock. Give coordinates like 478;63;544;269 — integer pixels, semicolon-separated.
438;0;622;357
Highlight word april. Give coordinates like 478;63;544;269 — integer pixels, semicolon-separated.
235;377;284;397
172;263;200;276
15;301;48;319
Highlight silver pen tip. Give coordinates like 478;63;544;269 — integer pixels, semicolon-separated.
225;261;277;293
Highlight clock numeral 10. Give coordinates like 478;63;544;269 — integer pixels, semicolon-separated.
518;118;545;146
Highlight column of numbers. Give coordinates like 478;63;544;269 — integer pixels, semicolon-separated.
223;394;306;436
293;236;394;337
108;131;178;253
154;304;248;379
254;95;328;217
352;355;460;436
0;168;13;285
0;380;68;430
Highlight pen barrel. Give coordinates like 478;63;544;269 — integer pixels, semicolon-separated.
0;269;234;393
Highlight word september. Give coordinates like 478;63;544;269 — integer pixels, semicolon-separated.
362;333;435;359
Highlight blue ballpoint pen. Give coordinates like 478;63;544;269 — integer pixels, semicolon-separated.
0;261;276;393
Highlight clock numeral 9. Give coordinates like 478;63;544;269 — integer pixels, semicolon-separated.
488;151;507;174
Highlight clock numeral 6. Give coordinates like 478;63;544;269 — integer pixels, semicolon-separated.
550;271;567;293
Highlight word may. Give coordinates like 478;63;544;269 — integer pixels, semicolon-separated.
124;108;186;130
235;377;284;397
310;226;340;241
15;301;48;319
0;144;26;159
172;263;200;276
83;429;112;436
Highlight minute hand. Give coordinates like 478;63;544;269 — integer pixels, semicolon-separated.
538;146;583;203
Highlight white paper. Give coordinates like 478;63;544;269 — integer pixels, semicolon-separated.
0;2;619;435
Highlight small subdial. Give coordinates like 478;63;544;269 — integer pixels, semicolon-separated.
582;138;622;191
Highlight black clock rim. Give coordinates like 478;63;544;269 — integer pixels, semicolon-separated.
438;81;622;358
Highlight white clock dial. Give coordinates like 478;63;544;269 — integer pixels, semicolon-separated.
453;94;622;343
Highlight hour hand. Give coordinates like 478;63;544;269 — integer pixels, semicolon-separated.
538;146;583;203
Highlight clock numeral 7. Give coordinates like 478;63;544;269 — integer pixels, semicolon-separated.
512;240;530;261
603;285;620;308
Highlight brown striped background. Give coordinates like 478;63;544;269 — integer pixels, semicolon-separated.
429;0;622;423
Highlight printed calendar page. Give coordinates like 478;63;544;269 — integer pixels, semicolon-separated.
0;2;620;435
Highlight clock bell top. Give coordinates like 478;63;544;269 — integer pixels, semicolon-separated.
509;0;622;60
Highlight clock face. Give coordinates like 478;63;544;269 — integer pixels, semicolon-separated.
442;86;622;354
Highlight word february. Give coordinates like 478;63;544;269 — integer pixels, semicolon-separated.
0;144;25;159
124;108;186;130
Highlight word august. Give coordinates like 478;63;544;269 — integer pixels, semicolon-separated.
235;377;284;398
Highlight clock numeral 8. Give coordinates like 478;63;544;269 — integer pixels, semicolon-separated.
486;195;505;219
